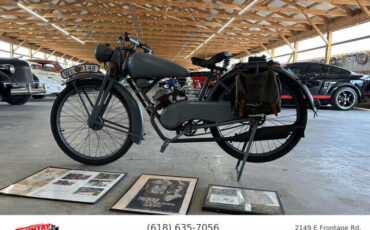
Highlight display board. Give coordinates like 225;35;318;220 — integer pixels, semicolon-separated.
111;174;198;215
202;185;284;214
0;167;126;204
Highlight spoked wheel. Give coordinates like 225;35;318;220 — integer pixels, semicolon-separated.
50;80;133;165
210;71;307;163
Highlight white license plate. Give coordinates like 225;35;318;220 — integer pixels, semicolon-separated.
61;64;100;79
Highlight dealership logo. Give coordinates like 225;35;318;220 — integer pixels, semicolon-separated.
16;224;59;230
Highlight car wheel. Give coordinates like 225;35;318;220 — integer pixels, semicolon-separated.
331;87;358;110
32;95;46;99
5;95;31;105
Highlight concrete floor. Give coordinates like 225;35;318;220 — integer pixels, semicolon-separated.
0;97;369;214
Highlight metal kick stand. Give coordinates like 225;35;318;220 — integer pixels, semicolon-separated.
235;119;259;181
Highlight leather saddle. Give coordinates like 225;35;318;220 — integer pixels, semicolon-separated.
191;51;232;69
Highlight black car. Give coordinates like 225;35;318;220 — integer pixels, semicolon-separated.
284;62;370;110
0;58;45;105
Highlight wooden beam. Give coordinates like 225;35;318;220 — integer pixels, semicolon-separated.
32;46;43;56
278;32;294;51
246;6;349;16
13;40;27;52
9;43;14;58
260;43;272;56
293;41;299;63
305;15;329;44
282;0;329;44
356;0;370;17
300;0;370;6
265;12;369;50
325;32;333;64
103;0;242;10
287;53;293;63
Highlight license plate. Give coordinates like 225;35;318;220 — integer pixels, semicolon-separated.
61;64;100;79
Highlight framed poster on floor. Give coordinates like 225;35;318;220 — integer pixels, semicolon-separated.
0;167;126;204
202;185;284;214
111;174;198;215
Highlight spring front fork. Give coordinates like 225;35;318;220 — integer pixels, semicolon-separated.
87;75;115;127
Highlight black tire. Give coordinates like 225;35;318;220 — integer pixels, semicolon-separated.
32;95;46;99
50;80;133;165
5;95;31;105
331;87;358;111
210;70;307;163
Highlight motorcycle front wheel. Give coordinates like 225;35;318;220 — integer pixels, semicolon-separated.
50;80;133;165
210;70;308;163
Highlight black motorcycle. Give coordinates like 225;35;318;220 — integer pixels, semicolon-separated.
50;32;316;165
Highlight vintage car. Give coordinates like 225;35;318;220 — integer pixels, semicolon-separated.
0;58;45;105
284;62;370;110
27;59;66;98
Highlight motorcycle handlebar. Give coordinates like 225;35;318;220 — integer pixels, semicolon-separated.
117;32;152;54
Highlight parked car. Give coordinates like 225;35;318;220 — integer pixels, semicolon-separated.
284;62;370;110
27;59;66;99
0;58;45;105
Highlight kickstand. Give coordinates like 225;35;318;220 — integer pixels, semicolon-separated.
160;131;185;153
236;119;259;181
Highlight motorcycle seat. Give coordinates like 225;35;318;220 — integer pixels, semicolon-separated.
191;51;232;69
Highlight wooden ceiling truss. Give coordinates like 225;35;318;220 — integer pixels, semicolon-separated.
0;0;369;69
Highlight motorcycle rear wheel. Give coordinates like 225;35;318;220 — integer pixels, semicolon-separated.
50;80;133;165
210;70;307;163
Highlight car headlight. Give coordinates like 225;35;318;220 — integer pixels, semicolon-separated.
8;65;15;74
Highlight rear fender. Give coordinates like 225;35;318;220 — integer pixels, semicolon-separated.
275;68;317;113
64;73;144;144
208;67;317;113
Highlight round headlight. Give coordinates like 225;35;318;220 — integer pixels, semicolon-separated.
8;65;15;74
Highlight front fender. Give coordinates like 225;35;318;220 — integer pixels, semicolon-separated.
64;73;144;144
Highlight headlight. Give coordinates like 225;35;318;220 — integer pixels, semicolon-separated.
8;65;15;74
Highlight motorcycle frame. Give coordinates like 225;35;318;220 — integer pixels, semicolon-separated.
124;71;257;143
87;41;300;145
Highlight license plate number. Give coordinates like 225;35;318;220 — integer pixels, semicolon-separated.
61;64;100;79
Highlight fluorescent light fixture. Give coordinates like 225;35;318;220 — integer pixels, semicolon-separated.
51;23;70;35
185;50;196;59
17;2;48;22
238;0;259;16
18;2;86;45
184;0;259;59
217;17;235;33
71;36;85;44
204;33;216;44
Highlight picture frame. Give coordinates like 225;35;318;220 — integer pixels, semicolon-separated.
111;174;198;215
202;184;284;215
0;166;126;204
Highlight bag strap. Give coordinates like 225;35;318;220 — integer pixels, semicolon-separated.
267;67;278;116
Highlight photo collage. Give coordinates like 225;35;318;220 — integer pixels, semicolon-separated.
203;185;284;214
0;167;125;203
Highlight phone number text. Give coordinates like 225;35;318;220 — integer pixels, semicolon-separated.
147;223;220;230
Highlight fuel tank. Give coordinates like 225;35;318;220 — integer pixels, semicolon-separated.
127;53;189;79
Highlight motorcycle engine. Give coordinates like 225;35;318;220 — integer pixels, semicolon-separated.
153;87;187;110
153;89;172;110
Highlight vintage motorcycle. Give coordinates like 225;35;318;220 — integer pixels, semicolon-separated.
50;32;316;165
